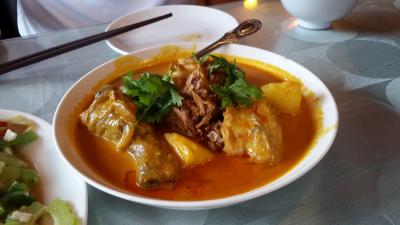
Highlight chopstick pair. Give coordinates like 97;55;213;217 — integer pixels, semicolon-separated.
0;13;173;76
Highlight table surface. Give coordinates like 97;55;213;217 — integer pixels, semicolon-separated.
1;0;400;224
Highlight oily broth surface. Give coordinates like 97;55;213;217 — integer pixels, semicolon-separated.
73;60;317;200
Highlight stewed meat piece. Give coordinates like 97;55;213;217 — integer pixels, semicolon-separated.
165;57;224;150
128;124;180;189
81;86;180;189
220;101;282;164
80;86;136;150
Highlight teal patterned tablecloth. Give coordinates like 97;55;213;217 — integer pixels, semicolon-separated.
1;0;400;224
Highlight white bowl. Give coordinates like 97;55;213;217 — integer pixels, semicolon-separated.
281;0;358;29
53;43;338;210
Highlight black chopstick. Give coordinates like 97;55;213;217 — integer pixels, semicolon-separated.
0;13;173;75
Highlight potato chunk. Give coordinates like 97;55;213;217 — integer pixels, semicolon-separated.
261;81;302;114
164;133;214;168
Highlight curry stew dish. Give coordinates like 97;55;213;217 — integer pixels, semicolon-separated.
72;51;321;201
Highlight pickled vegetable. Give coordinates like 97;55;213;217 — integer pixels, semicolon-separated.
5;202;46;225
47;199;79;225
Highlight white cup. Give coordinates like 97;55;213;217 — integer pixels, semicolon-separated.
281;0;358;30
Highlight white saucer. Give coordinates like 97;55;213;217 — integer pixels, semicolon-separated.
0;109;87;225
106;5;238;55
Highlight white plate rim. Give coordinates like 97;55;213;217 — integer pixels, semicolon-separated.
0;109;88;224
105;5;239;55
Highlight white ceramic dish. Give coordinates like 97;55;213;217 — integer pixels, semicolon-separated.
281;0;358;29
0;109;87;224
53;42;338;210
105;5;238;54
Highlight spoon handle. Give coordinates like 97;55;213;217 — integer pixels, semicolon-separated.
195;19;262;59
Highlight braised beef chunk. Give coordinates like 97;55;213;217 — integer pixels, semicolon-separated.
165;57;224;151
129;124;180;189
80;86;136;150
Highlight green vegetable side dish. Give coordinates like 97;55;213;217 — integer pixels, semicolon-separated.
0;116;79;225
121;55;262;122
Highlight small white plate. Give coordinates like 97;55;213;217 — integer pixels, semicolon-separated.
106;5;238;55
0;109;87;225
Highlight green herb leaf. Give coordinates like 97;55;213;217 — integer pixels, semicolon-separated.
122;71;183;123
8;181;28;193
0;131;38;150
229;79;263;106
207;55;262;108
211;84;233;108
170;89;183;107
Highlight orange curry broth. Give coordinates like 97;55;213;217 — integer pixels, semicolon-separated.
71;54;321;201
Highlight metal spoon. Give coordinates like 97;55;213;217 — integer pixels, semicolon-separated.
195;19;262;59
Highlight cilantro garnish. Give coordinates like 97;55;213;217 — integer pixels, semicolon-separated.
206;55;262;108
122;71;183;123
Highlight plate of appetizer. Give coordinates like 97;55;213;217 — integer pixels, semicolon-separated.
0;109;87;224
106;5;238;54
53;42;338;210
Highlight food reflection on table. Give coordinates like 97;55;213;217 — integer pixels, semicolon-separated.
73;50;321;200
